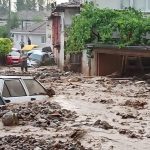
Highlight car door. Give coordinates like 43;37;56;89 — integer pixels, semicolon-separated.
22;79;49;101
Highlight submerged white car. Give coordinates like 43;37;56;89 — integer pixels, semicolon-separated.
0;76;50;104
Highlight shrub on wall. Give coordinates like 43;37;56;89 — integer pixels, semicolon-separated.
66;4;150;53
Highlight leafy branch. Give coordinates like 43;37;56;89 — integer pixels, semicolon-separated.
66;4;150;53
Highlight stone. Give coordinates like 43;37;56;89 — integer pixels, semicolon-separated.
2;111;19;126
68;77;81;82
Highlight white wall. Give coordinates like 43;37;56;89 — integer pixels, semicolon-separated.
95;0;121;9
82;50;89;75
64;9;80;26
13;33;46;49
57;9;80;70
59;12;65;70
82;50;96;76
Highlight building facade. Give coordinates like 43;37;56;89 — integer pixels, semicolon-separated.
81;0;150;13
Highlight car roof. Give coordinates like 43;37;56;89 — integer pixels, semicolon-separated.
0;76;33;79
30;51;47;56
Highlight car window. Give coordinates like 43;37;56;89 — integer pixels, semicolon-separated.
2;83;10;97
4;80;26;97
29;53;42;61
9;51;20;56
23;79;47;96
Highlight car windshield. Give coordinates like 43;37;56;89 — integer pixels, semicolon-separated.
29;53;42;61
9;51;20;56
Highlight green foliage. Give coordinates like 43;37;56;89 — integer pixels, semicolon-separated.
0;26;8;38
0;0;9;15
0;38;12;56
16;0;26;11
66;4;150;53
16;0;52;11
25;0;37;11
9;12;20;29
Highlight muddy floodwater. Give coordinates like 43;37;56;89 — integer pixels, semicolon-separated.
0;66;150;149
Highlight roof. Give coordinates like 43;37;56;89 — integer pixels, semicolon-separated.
86;43;150;50
52;1;80;12
17;10;49;21
11;22;46;34
87;43;150;57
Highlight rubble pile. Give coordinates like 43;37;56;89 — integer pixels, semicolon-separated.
0;135;87;150
0;101;77;128
122;100;147;109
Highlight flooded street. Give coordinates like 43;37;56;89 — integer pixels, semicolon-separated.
0;66;150;149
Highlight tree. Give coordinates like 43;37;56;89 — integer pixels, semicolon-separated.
16;0;26;11
37;0;45;11
46;0;51;11
0;38;12;55
66;4;150;53
0;38;12;64
0;26;8;38
25;0;37;11
10;12;20;29
0;0;9;14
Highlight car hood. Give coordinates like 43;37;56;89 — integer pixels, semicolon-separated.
27;59;39;66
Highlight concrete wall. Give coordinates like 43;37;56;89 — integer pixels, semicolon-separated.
64;9;80;26
13;33;46;49
82;50;89;76
95;0;121;9
81;49;123;76
55;8;80;70
82;50;96;76
59;12;65;70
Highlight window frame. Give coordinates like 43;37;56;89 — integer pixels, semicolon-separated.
23;79;47;96
41;35;46;43
3;79;27;97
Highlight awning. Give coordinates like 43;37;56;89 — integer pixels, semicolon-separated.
22;45;38;51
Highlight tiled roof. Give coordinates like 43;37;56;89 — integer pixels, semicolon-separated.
52;0;80;13
11;22;46;34
17;10;49;20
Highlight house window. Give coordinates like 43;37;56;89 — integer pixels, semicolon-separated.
41;36;46;43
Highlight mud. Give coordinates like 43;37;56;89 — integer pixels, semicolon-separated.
0;66;150;149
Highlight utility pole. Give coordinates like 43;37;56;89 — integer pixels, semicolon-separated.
8;0;11;37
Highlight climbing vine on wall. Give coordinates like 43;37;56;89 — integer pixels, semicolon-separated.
66;4;150;53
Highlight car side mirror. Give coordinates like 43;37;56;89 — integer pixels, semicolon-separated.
5;99;11;103
46;88;55;97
